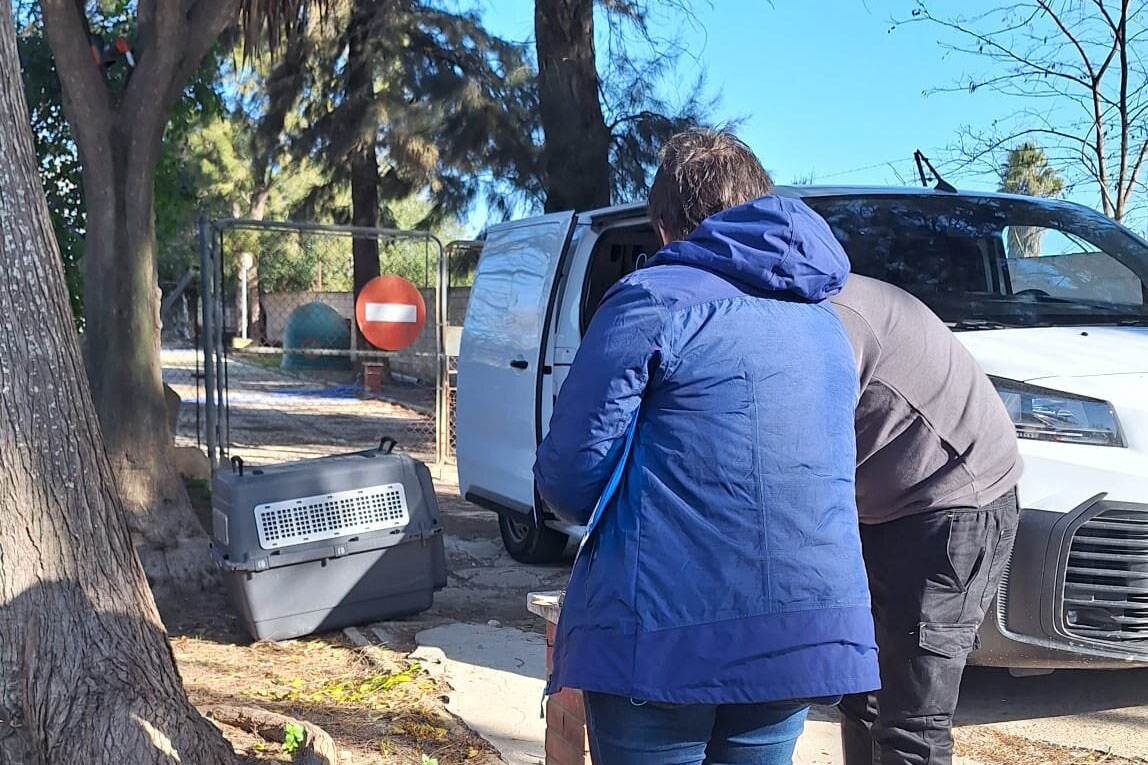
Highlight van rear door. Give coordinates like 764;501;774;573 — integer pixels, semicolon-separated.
456;212;576;515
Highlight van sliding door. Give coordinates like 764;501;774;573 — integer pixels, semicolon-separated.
456;211;576;516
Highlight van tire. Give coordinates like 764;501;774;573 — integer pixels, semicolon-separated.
498;513;567;564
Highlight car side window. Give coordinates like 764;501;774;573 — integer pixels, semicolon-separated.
808;197;996;294
1002;226;1145;305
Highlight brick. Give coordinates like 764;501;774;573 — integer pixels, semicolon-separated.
547;699;586;744
545;686;589;765
563;705;587;743
546;727;587;765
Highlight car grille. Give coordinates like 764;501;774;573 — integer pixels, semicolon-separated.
1063;505;1148;645
994;547;1012;633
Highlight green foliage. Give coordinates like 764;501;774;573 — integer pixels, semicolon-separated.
420;755;440;765
18;0;714;319
1000;143;1065;258
999;142;1065;199
282;721;305;754
17;3;227;320
255;2;541;225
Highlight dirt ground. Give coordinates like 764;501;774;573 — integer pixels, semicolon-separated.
162;349;1148;765
162;346;440;467
164;573;501;765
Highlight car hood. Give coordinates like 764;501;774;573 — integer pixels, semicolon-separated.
956;325;1148;381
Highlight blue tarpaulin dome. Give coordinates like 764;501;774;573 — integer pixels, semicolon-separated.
281;301;352;371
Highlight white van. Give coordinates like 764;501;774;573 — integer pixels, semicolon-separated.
455;187;1148;670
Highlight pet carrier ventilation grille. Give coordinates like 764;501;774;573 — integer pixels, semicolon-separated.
254;483;409;549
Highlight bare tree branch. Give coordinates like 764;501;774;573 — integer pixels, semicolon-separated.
1116;0;1132;217
36;0;114;163
1036;0;1104;80
1124;137;1148;204
915;7;1094;90
168;0;240;109
909;0;1148;221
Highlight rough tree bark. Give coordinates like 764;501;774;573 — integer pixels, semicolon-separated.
37;0;239;587
535;0;613;212
0;4;241;760
348;0;382;300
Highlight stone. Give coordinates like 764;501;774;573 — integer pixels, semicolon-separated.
163;382;181;437
173;446;211;482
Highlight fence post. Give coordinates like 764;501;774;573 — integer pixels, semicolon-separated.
213;225;228;460
199;216;218;469
435;236;449;470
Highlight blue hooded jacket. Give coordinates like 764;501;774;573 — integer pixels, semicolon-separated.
534;196;880;704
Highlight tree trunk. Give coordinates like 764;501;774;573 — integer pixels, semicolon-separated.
348;1;380;299
33;0;229;597
241;186;270;343
0;6;240;761
78;126;214;597
535;0;612;212
82;136;200;541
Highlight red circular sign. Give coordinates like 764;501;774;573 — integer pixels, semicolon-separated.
355;275;427;351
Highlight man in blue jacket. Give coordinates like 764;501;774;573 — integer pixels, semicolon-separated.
534;128;880;764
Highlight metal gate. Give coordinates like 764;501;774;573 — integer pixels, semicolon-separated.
197;218;455;470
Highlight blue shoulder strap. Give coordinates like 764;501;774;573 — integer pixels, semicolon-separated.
575;413;638;560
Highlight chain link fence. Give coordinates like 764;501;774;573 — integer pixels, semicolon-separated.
160;266;209;457
192;218;457;469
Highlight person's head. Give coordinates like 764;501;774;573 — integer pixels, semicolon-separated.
648;128;774;246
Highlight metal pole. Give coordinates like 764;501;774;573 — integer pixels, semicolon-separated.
214;228;227;460
435;236;449;469
239;252;253;340
199;216;218;469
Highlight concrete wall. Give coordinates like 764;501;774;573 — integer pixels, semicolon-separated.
261;287;471;383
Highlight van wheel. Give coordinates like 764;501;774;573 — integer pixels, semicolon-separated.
498;513;567;564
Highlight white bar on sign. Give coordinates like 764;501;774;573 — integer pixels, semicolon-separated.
364;302;418;323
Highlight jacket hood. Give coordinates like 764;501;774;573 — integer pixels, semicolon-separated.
649;195;851;301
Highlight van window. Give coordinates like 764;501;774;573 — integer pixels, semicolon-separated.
804;194;1148;327
580;225;662;333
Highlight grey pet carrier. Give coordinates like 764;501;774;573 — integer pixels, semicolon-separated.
211;438;447;641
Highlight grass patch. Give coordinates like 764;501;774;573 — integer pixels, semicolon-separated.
174;632;498;764
234;351;284;370
184;476;213;534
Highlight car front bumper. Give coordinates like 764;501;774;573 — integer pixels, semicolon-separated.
971;497;1148;669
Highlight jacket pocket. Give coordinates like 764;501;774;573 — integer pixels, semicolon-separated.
918;622;979;659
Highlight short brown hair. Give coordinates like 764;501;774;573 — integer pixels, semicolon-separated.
647;128;774;242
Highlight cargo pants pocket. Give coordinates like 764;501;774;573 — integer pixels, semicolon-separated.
918;622;980;659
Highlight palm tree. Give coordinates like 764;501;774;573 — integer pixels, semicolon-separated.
999;143;1065;258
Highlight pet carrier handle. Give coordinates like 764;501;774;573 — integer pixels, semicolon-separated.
230;456;244;476
378;437;398;455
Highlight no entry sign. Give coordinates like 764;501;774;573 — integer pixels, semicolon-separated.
355;275;427;351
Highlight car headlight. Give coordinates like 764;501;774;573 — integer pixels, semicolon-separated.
991;377;1125;447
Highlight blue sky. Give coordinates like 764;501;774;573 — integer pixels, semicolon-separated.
465;0;1093;226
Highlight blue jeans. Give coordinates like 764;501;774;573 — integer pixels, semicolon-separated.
583;692;820;765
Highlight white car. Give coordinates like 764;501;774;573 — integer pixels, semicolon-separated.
455;186;1148;670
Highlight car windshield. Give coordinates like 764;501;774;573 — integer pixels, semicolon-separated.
803;193;1148;328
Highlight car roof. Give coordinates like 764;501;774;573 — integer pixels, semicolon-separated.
579;185;1087;224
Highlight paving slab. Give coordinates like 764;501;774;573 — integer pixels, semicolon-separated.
411;621;952;765
414;623;547;765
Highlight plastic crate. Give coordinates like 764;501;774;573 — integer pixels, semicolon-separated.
211;439;447;641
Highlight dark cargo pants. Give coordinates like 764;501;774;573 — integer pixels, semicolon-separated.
839;490;1019;765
